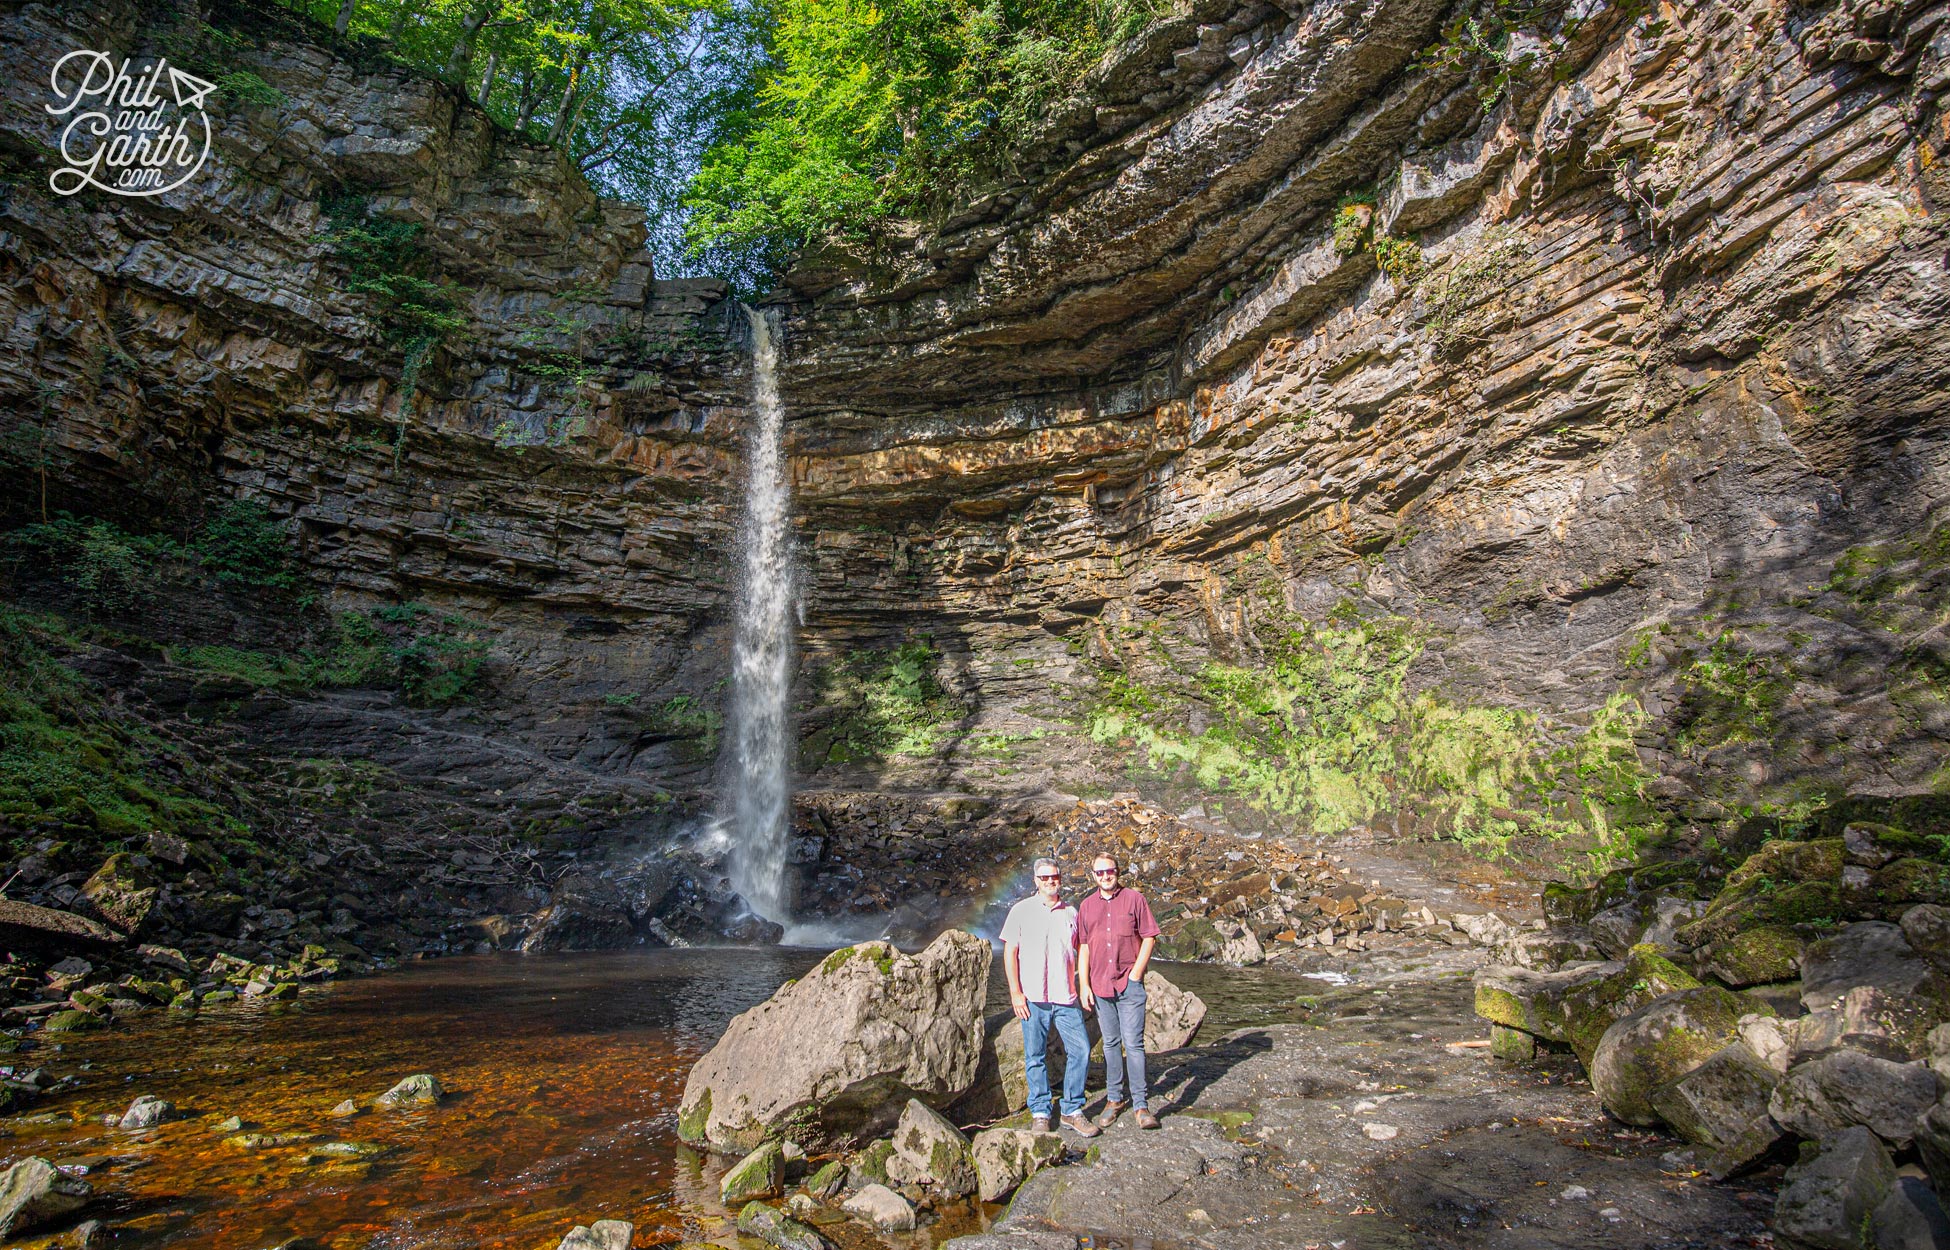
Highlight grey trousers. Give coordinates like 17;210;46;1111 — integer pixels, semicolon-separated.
1096;977;1148;1108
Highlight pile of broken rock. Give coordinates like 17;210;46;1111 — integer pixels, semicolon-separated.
1476;813;1950;1249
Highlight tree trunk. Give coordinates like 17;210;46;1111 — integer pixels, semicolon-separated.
477;51;498;106
443;1;500;81
516;71;537;130
334;0;356;37
547;50;588;145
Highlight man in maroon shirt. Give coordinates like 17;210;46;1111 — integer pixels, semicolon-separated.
1077;853;1163;1130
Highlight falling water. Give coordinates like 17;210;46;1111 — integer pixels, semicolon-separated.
721;306;797;922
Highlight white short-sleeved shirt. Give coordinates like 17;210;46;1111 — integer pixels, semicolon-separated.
1000;895;1079;1005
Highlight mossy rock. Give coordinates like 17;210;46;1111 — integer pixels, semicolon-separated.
1543;862;1706;929
1589;986;1756;1126
1678;842;1847;948
849;1138;894;1189
1490;1025;1537;1061
677;1089;711;1145
1864;858;1950;916
1697;925;1804;988
1161;916;1224;962
41;1010;103;1033
722;1140;785;1205
804;1158;847;1200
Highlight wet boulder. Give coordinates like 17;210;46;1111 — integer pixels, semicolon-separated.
721;1141;785;1204
841;1184;916;1231
1590;987;1754;1126
375;1074;444;1108
969;1127;1064;1202
557;1221;633;1250
885;1099;975;1197
678;930;991;1152
737;1201;835;1250
1769;1050;1939;1147
0;1157;91;1237
1774;1126;1894;1250
118;1095;176;1129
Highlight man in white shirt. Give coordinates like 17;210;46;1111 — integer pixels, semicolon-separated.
1000;858;1101;1138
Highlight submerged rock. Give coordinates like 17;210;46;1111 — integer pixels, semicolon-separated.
118;1095;176;1130
376;1074;444;1107
842;1183;917;1231
557;1219;633;1250
0;1157;91;1237
969;1127;1064;1202
678;930;991;1151
737;1201;835;1250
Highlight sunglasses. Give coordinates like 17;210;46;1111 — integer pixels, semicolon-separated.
1092;868;1118;876
1035;873;1061;881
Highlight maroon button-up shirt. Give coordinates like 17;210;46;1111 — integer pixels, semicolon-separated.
1077;886;1161;997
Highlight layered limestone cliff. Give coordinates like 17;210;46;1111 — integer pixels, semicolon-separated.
4;0;1949;898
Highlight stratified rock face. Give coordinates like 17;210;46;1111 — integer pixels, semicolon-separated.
5;0;1950;841
677;931;992;1152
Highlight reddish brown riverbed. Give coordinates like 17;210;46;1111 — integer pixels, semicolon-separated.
0;949;1316;1250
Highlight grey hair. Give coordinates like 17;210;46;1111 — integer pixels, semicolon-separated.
1032;857;1061;877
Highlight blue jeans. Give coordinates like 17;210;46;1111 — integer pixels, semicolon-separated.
1021;1001;1090;1117
1096;978;1148;1109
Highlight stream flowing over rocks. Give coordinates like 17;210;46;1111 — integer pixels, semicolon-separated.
5;0;1950;1244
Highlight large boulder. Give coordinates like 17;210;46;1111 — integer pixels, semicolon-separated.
678;931;992;1152
0;1157;90;1237
1677;839;1844;949
885;1099;975;1197
1589;987;1753;1126
969;1127;1064;1202
1143;970;1205;1051
1800;923;1940;1013
1774;1126;1894;1250
1770;1051;1939;1147
1476;945;1703;1064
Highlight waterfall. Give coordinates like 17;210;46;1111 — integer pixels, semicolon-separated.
721;306;797;923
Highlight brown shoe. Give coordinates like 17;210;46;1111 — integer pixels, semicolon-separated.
1061;1113;1102;1138
1134;1108;1161;1130
1095;1100;1129;1128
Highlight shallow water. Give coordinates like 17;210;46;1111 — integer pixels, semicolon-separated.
0;948;1322;1250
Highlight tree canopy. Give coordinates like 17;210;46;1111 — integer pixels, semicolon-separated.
275;0;1160;288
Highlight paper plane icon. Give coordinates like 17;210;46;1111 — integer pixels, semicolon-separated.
166;64;217;110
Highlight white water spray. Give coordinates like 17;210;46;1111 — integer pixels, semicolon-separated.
721;306;797;922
